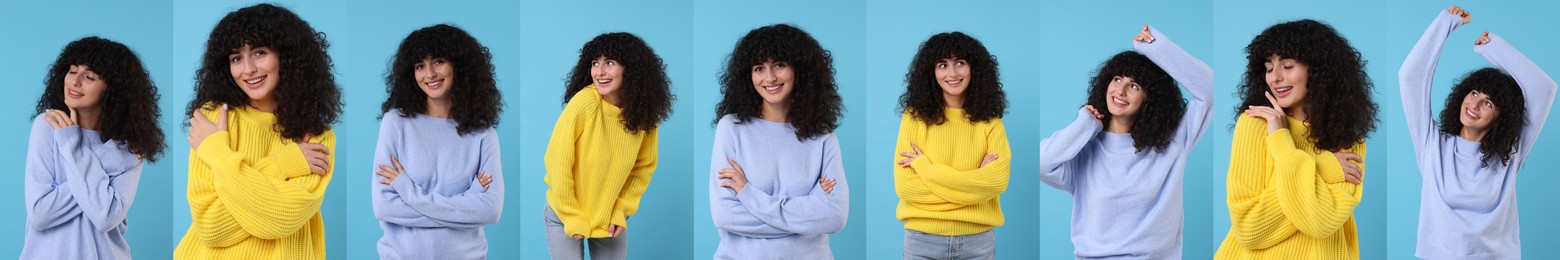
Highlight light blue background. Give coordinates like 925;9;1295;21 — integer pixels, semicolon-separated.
859;0;1044;259
0;1;176;259
1034;1;1215;259
517;0;696;259
691;0;868;259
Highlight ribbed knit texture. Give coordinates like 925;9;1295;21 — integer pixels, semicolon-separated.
893;109;1011;236
23;114;143;260
174;104;335;260
1038;26;1214;259
1400;10;1558;260
1215;116;1364;259
372;110;504;260
544;85;659;238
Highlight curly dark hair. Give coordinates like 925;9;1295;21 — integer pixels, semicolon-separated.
1235;19;1378;151
1087;51;1185;153
185;3;342;140
382;24;502;135
715;24;843;140
1439;67;1526;167
564;32;673;134
899;32;1007;125
35;37;166;162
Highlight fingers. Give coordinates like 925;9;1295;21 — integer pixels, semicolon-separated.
391;155;405;172
216;104;229;130
1262;91;1285;114
1084;105;1103;119
898;152;918;157
43;111;62;128
1335;152;1363;163
572;234;583;240
726;159;743;172
307;155;329;174
897;158;913;167
68;108;78;124
192;109;212;125
1476;32;1491;45
911;143;923;155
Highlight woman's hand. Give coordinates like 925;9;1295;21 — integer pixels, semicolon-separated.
299;134;330;175
375;155;404;184
609;224;626;238
187;104;228;149
477;171;493;190
1084;105;1104;120
1475;31;1491;45
1334;152;1365;184
819;176;837;194
43;109;78;130
1133;25;1155;43
980;153;999;168
1447;5;1470;25
718;159;749;193
1244;91;1289;134
897;143;925;167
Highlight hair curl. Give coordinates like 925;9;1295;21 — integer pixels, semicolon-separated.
185;3;342;140
382;24;502;135
899;32;1007;125
1440;67;1526;166
564;32;673;134
715;24;843;140
1235;19;1378;151
1087;51;1185;152
36;37;166;162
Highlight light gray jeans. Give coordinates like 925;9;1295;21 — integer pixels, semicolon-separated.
903;229;995;260
544;204;627;260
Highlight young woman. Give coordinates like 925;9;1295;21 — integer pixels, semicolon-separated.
371;24;505;260
708;24;848;259
893;31;1011;259
1399;6;1556;259
23;36;166;260
173;3;343;259
1039;25;1212;259
543;32;673;259
1215;19;1379;259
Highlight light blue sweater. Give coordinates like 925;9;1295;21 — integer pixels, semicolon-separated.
371;110;505;260
1400;10;1557;260
1039;27;1213;259
23;114;143;260
708;114;849;260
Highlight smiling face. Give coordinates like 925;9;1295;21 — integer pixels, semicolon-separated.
228;44;280;103
1105;75;1146;118
751;60;794;106
591;56;624;98
414;57;454;100
1459;89;1500;131
1263;54;1310;109
62;64;107;110
935;57;971;99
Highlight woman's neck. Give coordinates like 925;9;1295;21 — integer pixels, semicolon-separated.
1460;127;1488;142
426;97;452;118
251;98;277;113
75;107;101;131
943;93;965;108
761;101;788;123
1285;102;1309;123
1107;115;1133;134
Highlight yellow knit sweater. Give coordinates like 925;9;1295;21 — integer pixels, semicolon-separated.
545;85;659;238
174;104;335;260
893;109;1011;236
1215;116;1364;259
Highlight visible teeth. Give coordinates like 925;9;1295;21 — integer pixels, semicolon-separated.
70;90;82;96
1113;97;1127;105
764;85;779;91
1467;109;1478;118
245;78;261;84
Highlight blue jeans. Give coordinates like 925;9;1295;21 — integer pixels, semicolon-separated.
543;204;627;260
903;229;995;260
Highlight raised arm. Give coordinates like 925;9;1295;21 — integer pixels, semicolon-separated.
1136;25;1216;146
1399;9;1464;160
1039;107;1103;193
1476;32;1558;163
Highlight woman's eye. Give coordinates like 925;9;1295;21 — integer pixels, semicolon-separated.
255;50;267;56
230;57;242;63
1131;84;1140;90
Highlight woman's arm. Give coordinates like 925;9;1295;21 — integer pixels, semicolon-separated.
1136;26;1216;147
1476;32;1558;164
732;134;849;235
1039;107;1103;193
905;120;1012;205
1399;9;1463;166
53;128;142;233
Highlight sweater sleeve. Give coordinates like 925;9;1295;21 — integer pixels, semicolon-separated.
610;129;658;229
53;127;142;233
1225;117;1363;249
907;120;1012;206
386;131;505;229
544;101;590;237
187;111;333;246
1039;108;1103;193
370;116;444;228
892;114;965;211
1400;10;1461;168
708;118;795;238
1137;26;1216;147
1476;32;1558;166
733;134;849;235
25;115;83;230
